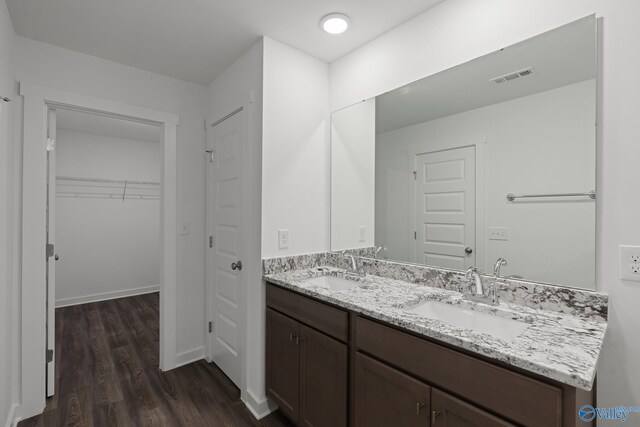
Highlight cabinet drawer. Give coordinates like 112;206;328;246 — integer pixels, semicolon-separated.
266;283;348;342
356;317;562;427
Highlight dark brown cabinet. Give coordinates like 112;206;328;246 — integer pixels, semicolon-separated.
300;325;348;427
266;302;348;427
431;389;515;427
354;352;431;427
266;308;301;423
265;282;594;427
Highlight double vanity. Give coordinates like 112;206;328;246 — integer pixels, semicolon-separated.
263;254;607;427
263;14;606;427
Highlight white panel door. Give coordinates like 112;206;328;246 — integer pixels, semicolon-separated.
207;110;245;387
46;108;57;397
414;146;475;270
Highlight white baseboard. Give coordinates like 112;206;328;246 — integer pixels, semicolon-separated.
243;388;278;420
55;285;160;308
175;346;206;368
5;404;19;427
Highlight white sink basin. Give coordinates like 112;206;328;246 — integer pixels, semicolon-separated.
302;275;363;291
406;301;529;342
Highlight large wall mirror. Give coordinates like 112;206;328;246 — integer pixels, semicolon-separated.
331;15;597;290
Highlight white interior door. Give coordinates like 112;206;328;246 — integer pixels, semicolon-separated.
414;146;475;270
206;109;245;387
46;108;56;397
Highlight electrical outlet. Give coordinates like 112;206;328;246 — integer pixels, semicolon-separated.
358;226;366;243
278;229;289;249
620;245;640;281
488;227;509;241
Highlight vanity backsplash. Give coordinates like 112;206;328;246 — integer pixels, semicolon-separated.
262;251;608;322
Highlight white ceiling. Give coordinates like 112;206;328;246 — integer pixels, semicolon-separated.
376;15;596;133
57;108;160;143
6;0;443;86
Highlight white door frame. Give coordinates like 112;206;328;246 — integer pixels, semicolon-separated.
19;82;179;418
407;134;487;271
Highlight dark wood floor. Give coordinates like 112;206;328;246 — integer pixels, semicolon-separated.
20;293;293;427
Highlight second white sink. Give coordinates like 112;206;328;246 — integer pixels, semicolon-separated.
302;275;363;291
406;301;529;342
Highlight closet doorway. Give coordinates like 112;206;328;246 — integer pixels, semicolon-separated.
20;83;179;418
46;108;162;396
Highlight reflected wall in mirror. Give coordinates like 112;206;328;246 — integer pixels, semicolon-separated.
330;15;597;290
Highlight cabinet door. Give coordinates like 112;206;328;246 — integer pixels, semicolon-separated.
431;389;515;427
355;352;431;427
299;325;348;427
266;308;300;423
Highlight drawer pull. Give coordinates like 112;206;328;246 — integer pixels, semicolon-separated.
416;402;425;415
431;410;440;424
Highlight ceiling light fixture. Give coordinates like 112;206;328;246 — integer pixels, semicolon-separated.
320;13;351;35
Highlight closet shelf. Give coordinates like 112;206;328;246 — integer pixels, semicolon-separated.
55;175;160;201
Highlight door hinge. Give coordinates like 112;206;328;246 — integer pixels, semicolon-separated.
205;150;214;163
46;138;56;152
414;231;417;240
208;321;213;333
413;171;417;180
46;243;55;258
46;349;53;363
209;236;213;248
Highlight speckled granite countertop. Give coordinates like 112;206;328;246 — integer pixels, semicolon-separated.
264;266;607;391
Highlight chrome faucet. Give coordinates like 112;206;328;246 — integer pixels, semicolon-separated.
342;252;366;277
464;266;498;305
494;258;508;279
375;245;388;260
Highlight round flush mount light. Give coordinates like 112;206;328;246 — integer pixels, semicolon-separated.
320;13;351;34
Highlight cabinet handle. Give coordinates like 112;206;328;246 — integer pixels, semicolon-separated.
295;336;305;345
289;333;294;342
431;410;440;424
416;402;424;415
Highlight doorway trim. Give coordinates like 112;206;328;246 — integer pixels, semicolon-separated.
19;82;179;419
407;134;487;271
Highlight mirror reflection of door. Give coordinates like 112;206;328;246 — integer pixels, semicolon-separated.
413;146;475;270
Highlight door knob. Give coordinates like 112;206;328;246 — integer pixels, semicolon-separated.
465;247;473;254
231;261;243;271
54;255;59;261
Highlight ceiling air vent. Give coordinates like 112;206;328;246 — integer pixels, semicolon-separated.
490;67;534;84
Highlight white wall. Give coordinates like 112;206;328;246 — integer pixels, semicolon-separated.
262;37;331;258
207;39;267;417
0;0;15;424
13;36;208;389
330;0;640;410
55;129;160;306
331;98;376;251
376;80;596;288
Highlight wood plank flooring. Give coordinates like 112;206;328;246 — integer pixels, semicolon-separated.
19;293;293;427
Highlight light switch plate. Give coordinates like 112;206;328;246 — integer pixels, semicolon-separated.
489;227;509;241
278;229;289;249
620;245;640;281
358;226;366;243
179;220;191;236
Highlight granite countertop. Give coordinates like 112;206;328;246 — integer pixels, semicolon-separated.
264;266;607;391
